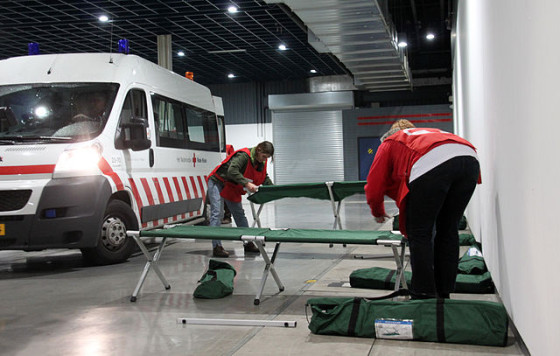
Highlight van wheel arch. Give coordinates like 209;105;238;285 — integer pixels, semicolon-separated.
81;199;138;265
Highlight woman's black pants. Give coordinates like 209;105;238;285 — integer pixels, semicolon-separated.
405;156;480;297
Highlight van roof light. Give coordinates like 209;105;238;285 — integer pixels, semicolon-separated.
28;42;40;55
118;39;129;54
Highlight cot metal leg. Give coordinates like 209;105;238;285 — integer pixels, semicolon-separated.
254;242;284;305
390;243;408;292
130;234;170;302
250;202;264;228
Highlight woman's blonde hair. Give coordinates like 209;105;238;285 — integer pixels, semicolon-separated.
380;119;416;141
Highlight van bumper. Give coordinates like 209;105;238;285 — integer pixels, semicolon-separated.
0;176;111;250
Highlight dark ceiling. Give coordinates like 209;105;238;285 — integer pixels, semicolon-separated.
0;0;451;88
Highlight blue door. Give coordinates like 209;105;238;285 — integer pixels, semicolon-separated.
358;137;382;180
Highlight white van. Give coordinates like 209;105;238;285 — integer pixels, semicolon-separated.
0;52;225;264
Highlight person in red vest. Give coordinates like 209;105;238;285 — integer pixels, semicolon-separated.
221;144;235;224
364;119;481;299
207;141;274;257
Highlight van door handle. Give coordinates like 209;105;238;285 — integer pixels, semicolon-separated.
149;148;154;167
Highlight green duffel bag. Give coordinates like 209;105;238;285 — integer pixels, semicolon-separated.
306;290;508;346
459;232;476;246
193;259;237;299
349;267;495;294
458;245;487;274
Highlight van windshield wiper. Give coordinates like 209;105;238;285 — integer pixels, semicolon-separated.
0;135;74;143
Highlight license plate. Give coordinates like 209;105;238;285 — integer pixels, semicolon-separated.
0;223;4;236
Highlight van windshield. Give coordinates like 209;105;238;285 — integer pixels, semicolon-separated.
0;83;119;143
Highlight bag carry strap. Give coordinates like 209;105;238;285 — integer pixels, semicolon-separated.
384;270;396;290
436;298;446;343
347;297;362;337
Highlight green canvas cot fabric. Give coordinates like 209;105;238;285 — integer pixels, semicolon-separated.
306;295;508;346
139;225;401;245
193;259;237;299
458;245;487;274
246;181;366;205
349;267;495;294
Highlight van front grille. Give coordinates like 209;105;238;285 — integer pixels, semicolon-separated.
0;190;32;211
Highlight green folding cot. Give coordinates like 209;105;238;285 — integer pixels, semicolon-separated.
127;225;402;304
247;181;366;229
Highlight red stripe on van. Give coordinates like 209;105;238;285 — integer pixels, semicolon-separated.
0;164;55;175
129;178;147;228
140;178;155;206
196;176;206;202
98;158;124;190
181;177;194;217
172;177;186;220
152;178;168;224
162;177;178;222
190;176;199;199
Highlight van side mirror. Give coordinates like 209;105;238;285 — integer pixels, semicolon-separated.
120;118;151;151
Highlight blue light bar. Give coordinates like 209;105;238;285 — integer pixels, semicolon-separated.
28;42;40;55
118;39;129;54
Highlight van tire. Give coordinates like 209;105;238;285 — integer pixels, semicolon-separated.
81;200;138;265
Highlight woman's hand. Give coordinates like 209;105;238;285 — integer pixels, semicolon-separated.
375;214;391;223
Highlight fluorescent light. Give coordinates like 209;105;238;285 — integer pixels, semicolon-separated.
177;51;185;56
99;15;109;22
426;33;435;40
278;44;287;51
228;6;238;13
310;69;317;73
228;73;235;78
398;41;407;48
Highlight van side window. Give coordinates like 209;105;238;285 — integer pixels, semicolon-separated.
115;89;148;149
119;89;147;124
151;93;219;151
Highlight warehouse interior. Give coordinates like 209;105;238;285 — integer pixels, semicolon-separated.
1;1;558;355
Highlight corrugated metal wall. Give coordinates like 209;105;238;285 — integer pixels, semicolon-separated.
272;110;344;184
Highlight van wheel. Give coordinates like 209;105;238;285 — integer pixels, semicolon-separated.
81;200;138;265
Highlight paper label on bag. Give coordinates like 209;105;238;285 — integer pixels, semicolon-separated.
467;247;483;257
374;319;413;340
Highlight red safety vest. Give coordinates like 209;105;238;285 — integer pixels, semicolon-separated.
208;148;267;202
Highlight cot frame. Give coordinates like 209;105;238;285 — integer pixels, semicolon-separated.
127;227;407;304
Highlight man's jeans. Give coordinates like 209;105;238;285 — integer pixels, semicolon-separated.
208;179;249;248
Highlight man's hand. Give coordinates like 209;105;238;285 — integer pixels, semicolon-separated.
375;214;391;223
245;182;258;193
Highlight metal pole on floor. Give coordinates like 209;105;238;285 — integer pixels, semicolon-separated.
177;318;297;328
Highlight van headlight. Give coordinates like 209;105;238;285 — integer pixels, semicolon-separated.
53;142;103;178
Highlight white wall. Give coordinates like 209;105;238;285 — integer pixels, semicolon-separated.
455;1;560;355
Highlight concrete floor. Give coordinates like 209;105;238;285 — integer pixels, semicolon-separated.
0;196;526;356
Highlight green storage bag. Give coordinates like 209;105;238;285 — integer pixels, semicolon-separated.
193;259;237;299
458;245;487;274
459;232;476;246
349;267;495;294
306;290;508;346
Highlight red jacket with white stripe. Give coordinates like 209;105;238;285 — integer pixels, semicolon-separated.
364;128;478;236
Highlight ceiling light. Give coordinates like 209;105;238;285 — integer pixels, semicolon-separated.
228;73;235;78
98;15;109;22
310;69;317;73
278;44;287;51
228;6;238;13
397;41;407;48
177;51;185;56
426;33;435;40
